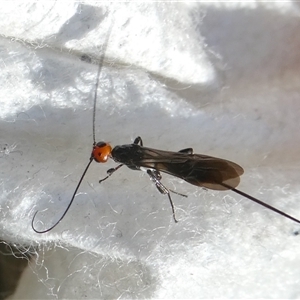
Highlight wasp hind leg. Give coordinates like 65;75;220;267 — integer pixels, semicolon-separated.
147;169;187;223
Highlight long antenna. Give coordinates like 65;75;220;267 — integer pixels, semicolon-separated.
31;158;94;233
32;22;113;233
93;22;113;144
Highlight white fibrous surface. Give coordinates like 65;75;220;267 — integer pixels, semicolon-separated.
0;2;300;299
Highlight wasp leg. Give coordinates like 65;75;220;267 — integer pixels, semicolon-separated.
178;148;193;154
133;136;143;146
99;164;124;183
147;169;187;197
147;169;179;223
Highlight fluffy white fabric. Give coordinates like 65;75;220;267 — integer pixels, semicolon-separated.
1;2;300;298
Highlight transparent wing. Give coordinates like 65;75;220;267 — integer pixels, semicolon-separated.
138;147;244;190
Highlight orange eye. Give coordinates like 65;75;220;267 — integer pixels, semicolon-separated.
92;142;112;163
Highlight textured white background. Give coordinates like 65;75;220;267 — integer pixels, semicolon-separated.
0;2;300;299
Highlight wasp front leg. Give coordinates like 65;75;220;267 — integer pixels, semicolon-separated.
133;136;143;146
178;148;193;154
99;164;124;183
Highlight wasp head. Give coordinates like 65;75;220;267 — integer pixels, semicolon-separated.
92;142;112;163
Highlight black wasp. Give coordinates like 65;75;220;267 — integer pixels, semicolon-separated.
32;133;300;233
32;29;300;234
